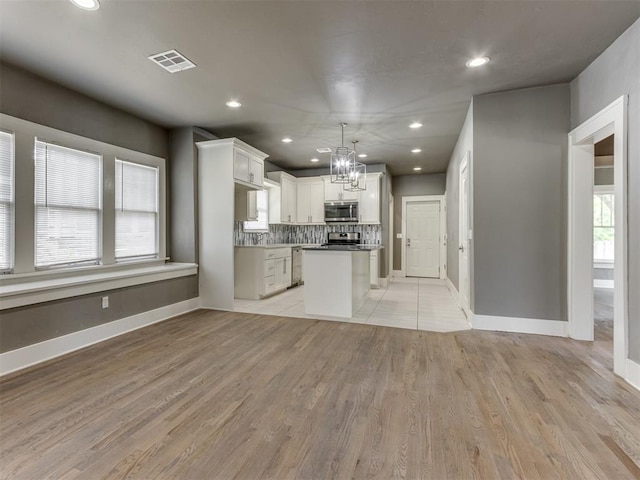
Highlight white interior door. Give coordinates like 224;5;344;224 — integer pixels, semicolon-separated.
406;201;440;277
459;154;470;312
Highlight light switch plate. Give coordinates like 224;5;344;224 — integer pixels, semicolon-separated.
101;296;109;309
396;233;403;238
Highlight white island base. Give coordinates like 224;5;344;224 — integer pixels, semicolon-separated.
304;249;370;318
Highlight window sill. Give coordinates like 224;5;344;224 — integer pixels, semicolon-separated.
0;262;198;310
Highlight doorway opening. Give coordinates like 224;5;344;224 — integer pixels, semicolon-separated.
568;96;627;378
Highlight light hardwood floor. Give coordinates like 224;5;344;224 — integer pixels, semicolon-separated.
1;309;639;479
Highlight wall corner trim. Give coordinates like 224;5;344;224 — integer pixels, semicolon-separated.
472;314;568;337
0;297;200;377
626;359;640;392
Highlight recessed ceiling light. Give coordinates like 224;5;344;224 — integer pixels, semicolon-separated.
69;0;100;10
282;137;293;143
411;148;422;153
413;167;422;171
310;158;319;163
358;153;367;158
225;100;242;108
466;56;490;68
409;122;423;129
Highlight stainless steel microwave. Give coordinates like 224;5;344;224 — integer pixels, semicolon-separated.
324;201;358;223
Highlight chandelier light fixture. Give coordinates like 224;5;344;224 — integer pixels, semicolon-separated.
344;140;366;192
330;123;356;184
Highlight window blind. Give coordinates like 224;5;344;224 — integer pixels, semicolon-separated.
0;131;14;271
34;140;102;268
115;159;158;260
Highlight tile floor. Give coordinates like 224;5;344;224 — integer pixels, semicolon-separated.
233;277;471;333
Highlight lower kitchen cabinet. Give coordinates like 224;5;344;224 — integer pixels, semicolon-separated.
235;247;292;299
370;249;380;288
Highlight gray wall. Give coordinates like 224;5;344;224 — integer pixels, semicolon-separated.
0;63;198;354
169;127;216;264
473;84;570;321
392;173;446;270
595;167;614;186
445;102;473;293
1;276;198;353
0;62;169;159
570;18;640;362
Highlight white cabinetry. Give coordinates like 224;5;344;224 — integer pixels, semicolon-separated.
267;172;297;223
197;138;268;310
234;189;258;221
235;247;291;299
234;147;264;188
370;249;380;288
359;172;382;224
296;178;325;224
322;176;359;201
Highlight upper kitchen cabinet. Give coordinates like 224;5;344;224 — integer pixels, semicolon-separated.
296;177;325;224
267;171;297;224
233;144;265;189
322;176;359;202
359;172;382;224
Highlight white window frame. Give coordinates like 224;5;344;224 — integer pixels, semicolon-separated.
0;114;181;311
34;139;104;269
593;185;614;265
115;158;160;262
243;189;269;233
0;129;15;273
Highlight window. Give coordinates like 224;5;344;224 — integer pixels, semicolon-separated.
243;189;269;232
0;131;14;271
115;159;159;260
35;140;102;268
594;192;614;262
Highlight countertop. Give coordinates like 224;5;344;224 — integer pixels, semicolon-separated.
234;243;321;249
303;245;383;251
235;243;383;250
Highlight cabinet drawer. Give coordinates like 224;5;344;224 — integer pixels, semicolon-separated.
272;247;291;259
264;275;276;293
264;250;277;260
264;259;275;276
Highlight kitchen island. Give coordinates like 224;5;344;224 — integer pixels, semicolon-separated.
303;246;375;318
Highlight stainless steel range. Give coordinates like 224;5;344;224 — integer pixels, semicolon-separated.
322;232;361;246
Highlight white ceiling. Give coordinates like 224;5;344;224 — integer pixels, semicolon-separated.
1;1;638;175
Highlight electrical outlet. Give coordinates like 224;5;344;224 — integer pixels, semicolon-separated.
396;233;403;239
101;296;109;309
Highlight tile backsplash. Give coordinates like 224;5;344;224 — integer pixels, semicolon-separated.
234;223;382;246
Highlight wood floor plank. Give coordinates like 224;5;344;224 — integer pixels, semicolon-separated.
1;309;640;479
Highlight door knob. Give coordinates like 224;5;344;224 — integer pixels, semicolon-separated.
459;245;464;252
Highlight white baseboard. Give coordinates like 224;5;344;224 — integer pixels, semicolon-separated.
0;297;201;377
445;277;460;304
626;358;640;392
392;270;403;278
472;314;568;337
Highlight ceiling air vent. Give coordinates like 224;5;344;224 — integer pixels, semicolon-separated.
148;49;196;73
316;147;332;153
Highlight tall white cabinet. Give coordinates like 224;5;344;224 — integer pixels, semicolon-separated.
197;138;268;310
267;171;297;223
358;173;382;224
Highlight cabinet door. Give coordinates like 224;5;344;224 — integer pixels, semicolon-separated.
296;182;311;223
370;251;379;287
233;149;251;183
283;255;292;288
359;175;380;224
281;176;296;223
323;178;342;201
309;181;325;223
249;157;264;187
341;188;360;201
